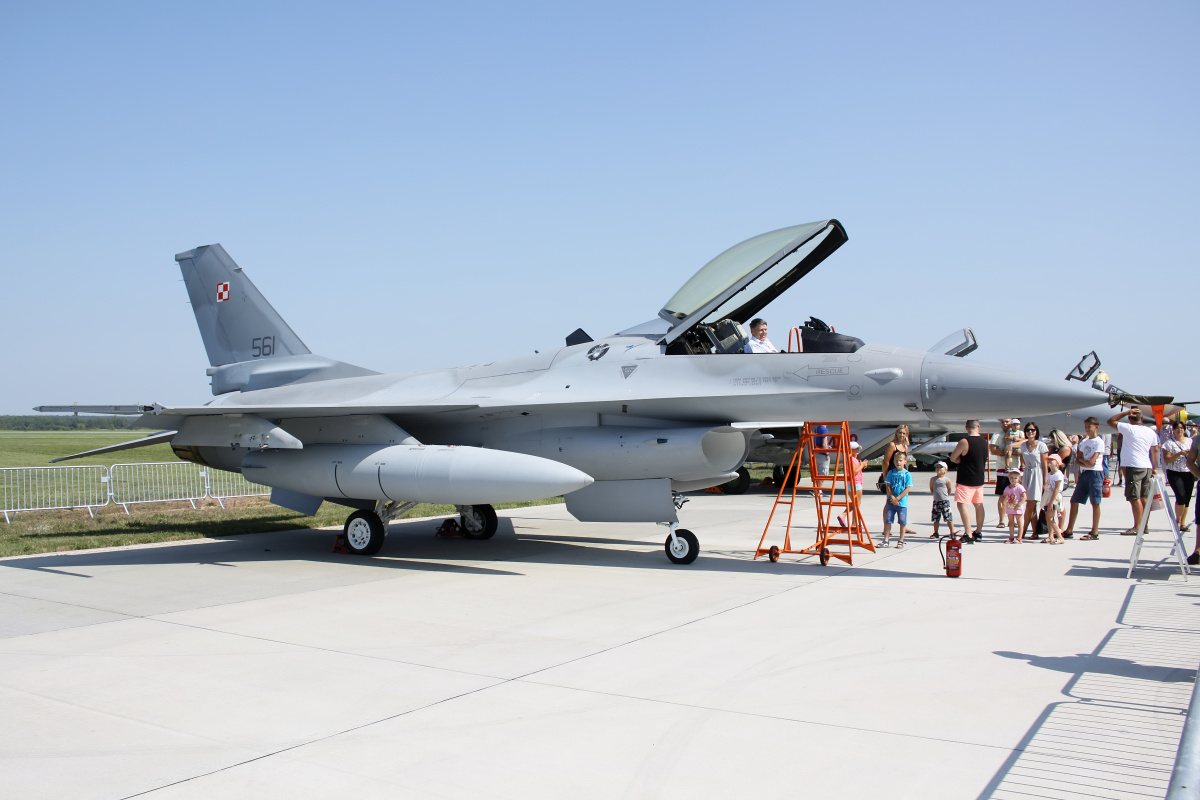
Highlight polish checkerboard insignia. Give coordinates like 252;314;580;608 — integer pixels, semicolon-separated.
216;282;230;302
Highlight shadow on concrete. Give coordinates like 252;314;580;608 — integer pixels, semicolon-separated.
0;514;949;581
994;649;1193;683
976;584;1197;799
1065;564;1172;580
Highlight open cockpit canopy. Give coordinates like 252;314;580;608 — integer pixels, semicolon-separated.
658;219;849;352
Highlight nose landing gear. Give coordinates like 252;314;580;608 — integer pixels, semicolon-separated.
661;522;699;564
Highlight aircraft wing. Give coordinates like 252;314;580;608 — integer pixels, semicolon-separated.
148;403;480;418
49;430;178;463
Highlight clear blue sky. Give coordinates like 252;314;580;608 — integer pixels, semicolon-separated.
2;2;1196;414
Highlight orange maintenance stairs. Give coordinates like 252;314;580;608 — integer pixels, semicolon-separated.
754;421;874;565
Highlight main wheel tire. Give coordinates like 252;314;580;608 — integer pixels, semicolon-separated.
460;504;498;540
344;511;386;556
722;466;752;495
772;465;788;485
665;529;699;564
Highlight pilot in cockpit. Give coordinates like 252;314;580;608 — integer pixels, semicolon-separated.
744;318;780;354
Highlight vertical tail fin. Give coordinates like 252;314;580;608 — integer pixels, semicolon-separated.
176;244;310;367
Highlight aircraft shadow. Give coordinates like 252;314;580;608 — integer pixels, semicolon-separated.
0;516;939;580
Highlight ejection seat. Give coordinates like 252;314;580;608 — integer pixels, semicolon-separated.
707;319;750;354
797;317;864;353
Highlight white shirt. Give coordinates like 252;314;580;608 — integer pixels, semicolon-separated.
1077;436;1105;471
1117;421;1159;469
744;336;779;354
1164;437;1193;472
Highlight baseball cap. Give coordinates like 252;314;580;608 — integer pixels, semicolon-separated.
1047;454;1062;466
1009;418;1021;426
936;461;947;469
850;441;861;450
1009;466;1024;475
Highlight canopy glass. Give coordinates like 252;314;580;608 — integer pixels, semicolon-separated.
658;220;847;345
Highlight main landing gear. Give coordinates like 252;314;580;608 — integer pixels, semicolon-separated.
720;466;752;495
343;510;386;555
457;504;498;539
338;501;498;555
661;522;699;565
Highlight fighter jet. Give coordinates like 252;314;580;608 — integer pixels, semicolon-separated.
37;219;1106;564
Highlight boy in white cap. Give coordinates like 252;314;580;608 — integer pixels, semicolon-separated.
929;461;957;539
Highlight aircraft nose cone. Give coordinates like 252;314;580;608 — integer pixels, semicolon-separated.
921;354;1108;418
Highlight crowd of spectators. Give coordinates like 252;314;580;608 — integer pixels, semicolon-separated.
867;413;1199;559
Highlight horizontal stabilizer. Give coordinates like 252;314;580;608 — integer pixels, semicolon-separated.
50;431;178;463
34;404;159;415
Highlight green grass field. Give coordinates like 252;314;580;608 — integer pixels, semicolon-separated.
0;431;562;558
0;430;177;468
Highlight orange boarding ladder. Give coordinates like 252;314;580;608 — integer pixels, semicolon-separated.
754;422;874;565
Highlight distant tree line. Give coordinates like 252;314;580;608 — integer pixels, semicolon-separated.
0;416;154;431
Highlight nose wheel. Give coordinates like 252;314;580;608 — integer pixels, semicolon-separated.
664;527;699;564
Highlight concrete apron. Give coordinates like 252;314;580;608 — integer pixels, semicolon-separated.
1;485;1197;800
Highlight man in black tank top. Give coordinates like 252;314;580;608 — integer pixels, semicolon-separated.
950;419;989;542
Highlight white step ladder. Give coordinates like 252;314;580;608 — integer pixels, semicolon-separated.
1126;473;1191;579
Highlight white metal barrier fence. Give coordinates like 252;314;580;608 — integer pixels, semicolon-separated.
204;467;269;507
0;463;270;522
0;466;110;522
109;462;209;512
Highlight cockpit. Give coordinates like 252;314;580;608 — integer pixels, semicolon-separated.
655;220;865;356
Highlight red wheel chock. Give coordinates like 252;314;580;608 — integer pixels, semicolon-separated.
332;533;351;554
435;519;464;537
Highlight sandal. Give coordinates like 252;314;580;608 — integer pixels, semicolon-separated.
1081;533;1099;540
1120;529;1138;536
1040;538;1050;544
895;542;905;549
929;533;939;539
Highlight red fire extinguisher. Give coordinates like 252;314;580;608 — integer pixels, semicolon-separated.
1103;476;1112;498
939;535;963;578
